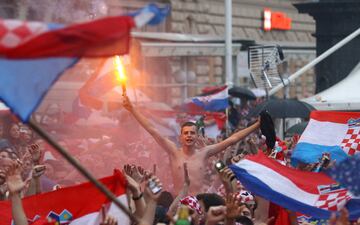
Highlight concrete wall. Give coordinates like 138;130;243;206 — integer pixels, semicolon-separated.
169;0;315;43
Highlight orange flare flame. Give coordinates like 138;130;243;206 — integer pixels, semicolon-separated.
114;55;127;84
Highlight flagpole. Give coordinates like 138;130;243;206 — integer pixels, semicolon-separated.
28;119;138;223
225;0;233;137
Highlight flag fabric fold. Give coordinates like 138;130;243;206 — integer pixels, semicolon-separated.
0;57;79;122
229;151;360;220
326;154;360;197
0;170;129;225
0;3;169;122
130;3;170;27
0;3;170;59
0;16;134;59
291;111;360;166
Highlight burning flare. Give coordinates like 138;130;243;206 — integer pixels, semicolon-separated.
113;55;127;95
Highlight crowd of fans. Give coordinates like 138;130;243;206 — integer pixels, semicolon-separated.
0;97;358;225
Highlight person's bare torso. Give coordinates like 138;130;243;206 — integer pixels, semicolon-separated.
170;148;207;194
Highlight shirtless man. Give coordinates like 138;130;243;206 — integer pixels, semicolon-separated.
123;96;260;194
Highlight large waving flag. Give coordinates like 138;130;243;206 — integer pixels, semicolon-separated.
0;170;128;225
190;88;229;112
0;3;169;58
229;152;360;220
0;17;133;59
0;3;169;122
291;111;360;166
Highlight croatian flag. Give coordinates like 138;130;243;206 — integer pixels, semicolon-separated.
229;152;360;220
190;88;229;112
0;3;169;122
0;170;129;225
291;111;360;166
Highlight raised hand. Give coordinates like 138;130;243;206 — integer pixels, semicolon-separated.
219;167;236;193
32;165;46;179
131;165;144;183
100;216;117;225
5;160;25;195
137;166;146;177
205;206;226;225
123;164;144;184
124;173;141;194
28;144;42;164
225;193;245;220
100;206;118;225
144;174;163;202
123;164;132;176
219;167;235;183
329;208;350;225
122;95;133;111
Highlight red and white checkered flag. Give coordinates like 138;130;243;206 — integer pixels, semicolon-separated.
315;190;351;211
0;19;48;49
341;127;360;155
236;190;255;204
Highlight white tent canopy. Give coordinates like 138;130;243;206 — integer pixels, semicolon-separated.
304;62;360;110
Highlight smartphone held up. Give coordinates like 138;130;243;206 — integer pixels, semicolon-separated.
148;179;162;194
214;161;226;172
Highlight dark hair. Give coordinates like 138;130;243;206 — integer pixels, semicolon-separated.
236;216;254;225
180;121;197;134
239;203;255;219
157;191;174;209
196;193;225;212
0;139;11;150
153;205;169;225
0;148;18;160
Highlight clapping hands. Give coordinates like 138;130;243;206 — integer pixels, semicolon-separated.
4;159;25;195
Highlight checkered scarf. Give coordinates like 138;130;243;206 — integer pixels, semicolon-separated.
180;196;203;215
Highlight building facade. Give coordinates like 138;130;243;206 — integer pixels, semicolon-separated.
0;0;317;109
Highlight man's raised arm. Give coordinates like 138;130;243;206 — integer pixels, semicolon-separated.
123;96;177;156
204;121;260;158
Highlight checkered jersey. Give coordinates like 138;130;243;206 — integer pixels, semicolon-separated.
341;127;360;155
0;19;48;49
